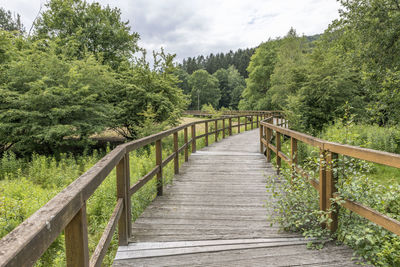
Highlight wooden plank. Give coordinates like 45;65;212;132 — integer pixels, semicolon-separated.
115;240;312;260
260;121;324;148
205;121;208;146
129;166;159;196
118;238;308;251
337;196;400;236
156;140;163;196
215;120;218;142
259;126;264;153
184;127;188;162
124;154;132;237
278;151;290;163
291;137;297;181
90;199;123;267
326;152;338;232
222;119;225;138
191;125;196;153
0;145;126;267
319;150;327;213
174;132;179;174
65;204;89;267
116;156;129;246
324;141;400;168
162;152;175;168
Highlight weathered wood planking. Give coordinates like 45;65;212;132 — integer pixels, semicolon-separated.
113;130;361;266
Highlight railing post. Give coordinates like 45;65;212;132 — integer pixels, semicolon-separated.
191;124;196;153
156;139;163;196
215;120;218;142
266;127;271;162
222;118;225;139
125;154;132;237
326;152;339;232
245;116;247;131
238;116;241;133
229;118;232;136
184;127;188;162
173;132;179;174
319;149;327;223
65;204;89;267
276;132;281;174
259;124;264;153
257;115;259;128
290;137;297;181
116;155;129;245
205;121;208;146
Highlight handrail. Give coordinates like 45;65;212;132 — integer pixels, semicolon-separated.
0;111;280;266
260;117;400;236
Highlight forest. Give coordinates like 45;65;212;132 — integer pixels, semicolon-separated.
1;0;400;266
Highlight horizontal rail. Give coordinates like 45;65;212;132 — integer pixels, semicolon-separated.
129;166;160;196
260;115;400;236
336;195;400;236
0;111;278;266
90;198;123;267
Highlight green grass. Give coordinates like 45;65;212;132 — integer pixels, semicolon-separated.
0;117;256;266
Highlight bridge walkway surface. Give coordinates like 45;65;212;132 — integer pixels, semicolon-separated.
113;129;360;266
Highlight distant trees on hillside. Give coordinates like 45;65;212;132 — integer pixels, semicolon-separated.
181;48;255;78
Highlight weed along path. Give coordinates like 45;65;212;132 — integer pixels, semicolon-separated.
113;130;360;266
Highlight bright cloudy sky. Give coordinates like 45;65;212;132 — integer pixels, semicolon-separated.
0;0;342;61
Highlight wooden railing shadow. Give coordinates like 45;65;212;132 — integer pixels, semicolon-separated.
260;116;400;236
0;110;276;267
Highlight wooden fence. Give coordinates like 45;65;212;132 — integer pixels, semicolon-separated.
260;116;400;236
0;112;276;267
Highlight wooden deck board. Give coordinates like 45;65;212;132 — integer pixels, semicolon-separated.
113;129;362;266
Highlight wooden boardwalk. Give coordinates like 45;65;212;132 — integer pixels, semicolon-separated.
113;130;359;266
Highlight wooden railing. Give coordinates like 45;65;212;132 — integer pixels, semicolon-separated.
0;112;278;267
260;116;400;236
184;110;282;117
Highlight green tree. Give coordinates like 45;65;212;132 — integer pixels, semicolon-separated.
174;67;191;95
213;68;230;108
0;8;24;32
227;66;245;109
189;69;220;109
109;51;188;139
239;40;279;110
0;35;114;154
268;29;308;109
34;0;139;69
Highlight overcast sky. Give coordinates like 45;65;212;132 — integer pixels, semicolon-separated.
0;0;342;62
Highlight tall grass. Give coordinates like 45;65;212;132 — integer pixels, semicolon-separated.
0;118;252;266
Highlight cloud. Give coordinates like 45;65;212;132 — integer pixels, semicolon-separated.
0;0;341;61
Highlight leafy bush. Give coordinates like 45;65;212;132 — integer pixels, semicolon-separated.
267;139;400;266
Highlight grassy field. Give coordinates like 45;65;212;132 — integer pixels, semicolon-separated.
0;116;251;266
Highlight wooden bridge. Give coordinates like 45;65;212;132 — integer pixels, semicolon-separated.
0;111;399;266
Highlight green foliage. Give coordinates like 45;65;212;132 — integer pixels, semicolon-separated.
0;132;195;266
181;48;255;78
0;37;114;155
268;29;308;109
189;69;221;109
239;39;278;110
0;7;24;33
109;50;188;139
267;142;400;266
34;0;139;69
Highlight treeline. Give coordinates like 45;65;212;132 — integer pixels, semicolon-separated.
180;48;255;77
176;48;254;111
0;1;188;156
239;0;400;134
